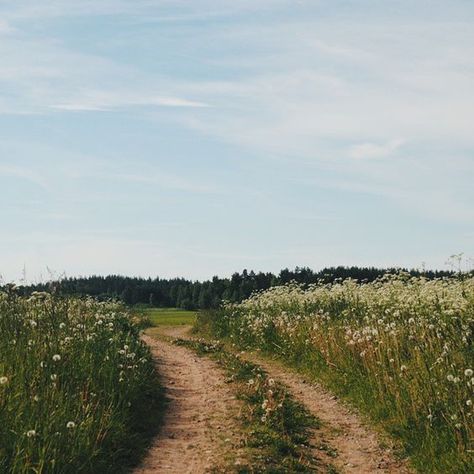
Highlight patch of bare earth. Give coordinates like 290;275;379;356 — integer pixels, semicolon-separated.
245;354;412;473
134;330;243;474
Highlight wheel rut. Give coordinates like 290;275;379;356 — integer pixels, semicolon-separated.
243;354;412;474
134;332;242;474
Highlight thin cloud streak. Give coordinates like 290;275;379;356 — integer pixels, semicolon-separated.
0;164;49;190
50;95;210;112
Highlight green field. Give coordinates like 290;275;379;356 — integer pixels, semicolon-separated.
140;307;197;326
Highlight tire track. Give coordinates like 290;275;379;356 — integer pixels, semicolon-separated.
134;333;242;474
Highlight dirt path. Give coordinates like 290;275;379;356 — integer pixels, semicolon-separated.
137;326;412;473
244;354;412;474
134;330;243;474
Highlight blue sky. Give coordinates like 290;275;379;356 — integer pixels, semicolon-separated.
0;0;473;282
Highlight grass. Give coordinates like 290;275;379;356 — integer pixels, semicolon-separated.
174;337;329;473
135;307;197;326
0;288;163;473
196;275;474;473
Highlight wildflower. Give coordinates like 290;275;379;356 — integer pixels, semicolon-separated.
248;379;254;385
50;374;58;381
400;365;407;372
59;323;66;329
466;400;472;407
66;421;76;429
52;354;61;362
447;374;454;382
0;376;8;385
465;369;473;377
26;430;37;438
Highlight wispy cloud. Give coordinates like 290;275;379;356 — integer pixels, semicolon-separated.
113;171;219;194
348;139;405;160
0;19;14;33
0;164;49;189
3;1;297;21
50;95;209;112
0;1;472;281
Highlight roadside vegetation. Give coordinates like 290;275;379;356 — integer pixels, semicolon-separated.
174;337;328;473
0;286;161;474
197;274;474;473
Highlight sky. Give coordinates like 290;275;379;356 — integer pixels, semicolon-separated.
0;0;473;282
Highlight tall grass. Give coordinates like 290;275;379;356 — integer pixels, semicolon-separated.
198;274;474;473
0;286;160;473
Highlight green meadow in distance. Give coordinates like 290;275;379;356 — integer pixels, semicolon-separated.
141;307;197;326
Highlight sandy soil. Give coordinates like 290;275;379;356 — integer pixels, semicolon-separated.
245;354;412;473
133;330;243;474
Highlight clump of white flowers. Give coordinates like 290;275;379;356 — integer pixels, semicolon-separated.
0;291;154;472
219;274;474;463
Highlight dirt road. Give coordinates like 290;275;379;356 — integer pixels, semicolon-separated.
135;326;411;473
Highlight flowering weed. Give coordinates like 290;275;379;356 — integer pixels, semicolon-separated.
199;274;474;472
0;289;160;473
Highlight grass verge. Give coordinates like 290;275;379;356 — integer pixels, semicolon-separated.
0;289;164;473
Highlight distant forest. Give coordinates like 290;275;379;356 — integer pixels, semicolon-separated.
17;266;458;310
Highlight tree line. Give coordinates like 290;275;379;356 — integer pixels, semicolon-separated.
15;266;457;310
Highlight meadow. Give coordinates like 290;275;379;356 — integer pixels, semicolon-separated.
138;307;197;326
0;286;160;474
197;274;474;473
